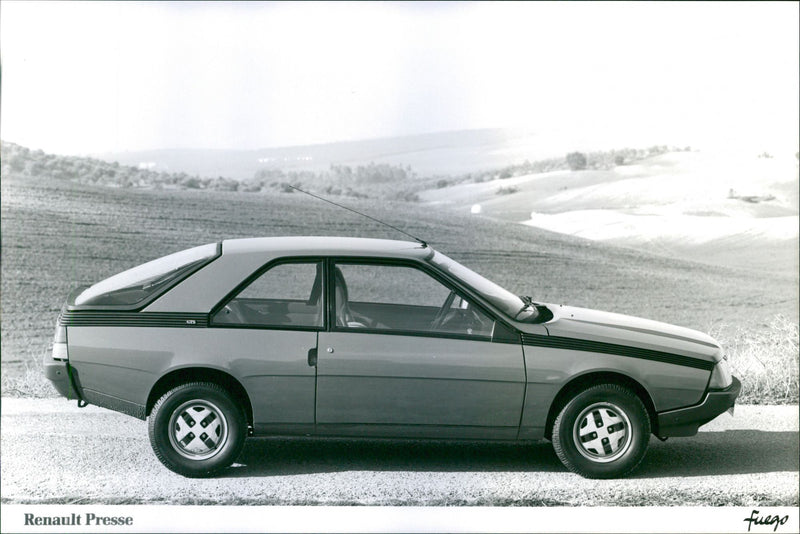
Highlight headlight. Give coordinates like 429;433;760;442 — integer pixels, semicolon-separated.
709;356;733;389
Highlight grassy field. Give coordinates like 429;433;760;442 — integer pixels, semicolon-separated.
1;171;797;402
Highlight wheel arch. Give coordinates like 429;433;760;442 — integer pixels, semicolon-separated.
146;367;253;430
544;371;658;440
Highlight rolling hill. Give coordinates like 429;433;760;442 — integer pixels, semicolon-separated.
92;128;656;181
420;150;799;276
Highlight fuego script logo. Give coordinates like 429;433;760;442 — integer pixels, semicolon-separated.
743;510;789;532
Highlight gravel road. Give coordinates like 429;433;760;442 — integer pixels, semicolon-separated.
1;399;797;506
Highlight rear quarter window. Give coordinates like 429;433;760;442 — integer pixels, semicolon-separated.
74;243;219;306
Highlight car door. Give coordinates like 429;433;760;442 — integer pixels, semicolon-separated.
209;259;322;435
315;259;526;439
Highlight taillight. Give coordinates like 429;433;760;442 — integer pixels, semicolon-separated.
52;324;68;361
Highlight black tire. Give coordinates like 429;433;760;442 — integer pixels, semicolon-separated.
148;382;246;477
552;383;650;479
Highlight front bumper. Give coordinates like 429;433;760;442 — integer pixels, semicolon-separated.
657;376;741;437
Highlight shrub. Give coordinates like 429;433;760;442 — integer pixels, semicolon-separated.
343;187;368;199
240;182;263;193
0;359;56;398
496;185;519;195
181;176;203;189
214;177;239;192
566;152;587;171
392;189;420;202
709;315;799;404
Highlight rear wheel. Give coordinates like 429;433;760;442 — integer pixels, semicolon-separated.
148;382;246;477
552;383;650;478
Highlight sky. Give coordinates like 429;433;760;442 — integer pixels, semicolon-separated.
1;1;798;155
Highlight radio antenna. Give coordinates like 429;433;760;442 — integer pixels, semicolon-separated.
287;184;428;248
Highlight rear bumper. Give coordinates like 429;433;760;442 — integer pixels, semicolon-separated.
657;376;741;437
43;354;82;400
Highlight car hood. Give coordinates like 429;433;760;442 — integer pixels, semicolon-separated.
539;304;723;363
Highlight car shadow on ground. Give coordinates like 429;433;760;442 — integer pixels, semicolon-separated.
225;430;798;478
227;438;563;477
635;430;799;478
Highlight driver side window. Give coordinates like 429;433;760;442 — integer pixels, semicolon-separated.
334;262;494;338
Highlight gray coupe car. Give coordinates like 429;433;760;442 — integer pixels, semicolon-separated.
45;237;740;478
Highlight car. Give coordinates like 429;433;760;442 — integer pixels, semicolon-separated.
45;236;740;478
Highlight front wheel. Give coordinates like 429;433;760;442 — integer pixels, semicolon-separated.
552;383;650;478
148;382;246;477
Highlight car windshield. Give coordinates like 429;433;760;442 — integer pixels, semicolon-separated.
74;243;219;306
428;250;526;318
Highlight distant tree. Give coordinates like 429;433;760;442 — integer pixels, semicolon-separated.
8;156;25;173
352;162;408;184
215;177;239;191
181;176;203;189
614;155;625;166
254;168;285;181
496;185;519;195
566;152;587;171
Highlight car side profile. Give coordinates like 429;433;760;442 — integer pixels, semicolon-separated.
45;236;740;478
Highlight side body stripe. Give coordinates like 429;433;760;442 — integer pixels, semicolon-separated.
520;332;714;371
59;311;208;328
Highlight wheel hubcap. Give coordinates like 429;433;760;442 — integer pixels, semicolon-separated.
573;402;632;463
168;400;228;460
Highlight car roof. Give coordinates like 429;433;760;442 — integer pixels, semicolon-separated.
144;237;435;313
221;236;434;260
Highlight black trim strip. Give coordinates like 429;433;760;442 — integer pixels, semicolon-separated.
314;422;518;430
210;323;324;332
327;325;494;343
59;311;208;328
80;388;147;420
317;374;520;384
521;332;714;371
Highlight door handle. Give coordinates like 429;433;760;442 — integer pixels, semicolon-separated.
307;347;318;367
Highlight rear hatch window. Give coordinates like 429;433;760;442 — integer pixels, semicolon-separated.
74;243;219;307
